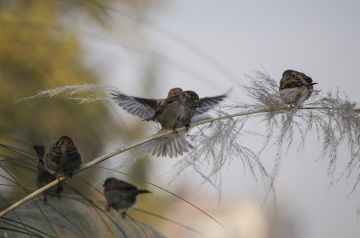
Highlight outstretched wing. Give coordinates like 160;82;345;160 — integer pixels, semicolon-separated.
196;93;227;115
111;91;160;120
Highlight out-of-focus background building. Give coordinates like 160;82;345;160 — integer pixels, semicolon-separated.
1;0;360;237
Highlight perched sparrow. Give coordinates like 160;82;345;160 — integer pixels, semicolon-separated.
44;136;82;178
111;88;227;157
146;90;200;131
34;145;64;203
103;177;150;218
143;91;199;157
111;87;226;121
279;70;317;106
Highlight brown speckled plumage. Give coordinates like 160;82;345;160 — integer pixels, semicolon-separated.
34;145;64;203
279;70;317;105
44;136;82;178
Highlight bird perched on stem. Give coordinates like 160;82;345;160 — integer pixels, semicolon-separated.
279;69;317;106
44;136;82;178
103;177;150;218
111;88;227;157
34;145;64;203
145;90;200;132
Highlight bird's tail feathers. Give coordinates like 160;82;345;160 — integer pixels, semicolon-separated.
33;145;45;159
143;132;193;158
136;189;151;194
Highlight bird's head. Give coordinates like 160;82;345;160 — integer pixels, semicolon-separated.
103;177;118;187
167;88;183;98
183;90;200;103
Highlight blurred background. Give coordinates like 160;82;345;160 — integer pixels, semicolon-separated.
1;0;360;237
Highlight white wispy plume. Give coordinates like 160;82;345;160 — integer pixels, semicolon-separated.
13;70;360;204
16;83;116;104
170;113;268;199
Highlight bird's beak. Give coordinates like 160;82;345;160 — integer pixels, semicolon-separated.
195;100;199;104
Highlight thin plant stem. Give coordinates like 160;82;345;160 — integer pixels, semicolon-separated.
0;105;355;217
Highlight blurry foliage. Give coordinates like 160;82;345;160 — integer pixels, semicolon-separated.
0;0;168;236
0;194;165;238
0;0;122;209
0;0;122;156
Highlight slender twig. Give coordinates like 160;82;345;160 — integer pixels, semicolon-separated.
0;105;354;217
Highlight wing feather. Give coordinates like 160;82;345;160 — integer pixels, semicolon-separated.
111;91;160;120
196;93;227;115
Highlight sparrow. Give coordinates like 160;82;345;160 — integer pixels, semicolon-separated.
142;90;199;157
279;69;317;106
44;136;82;178
146;90;200;131
34;145;64;203
111;88;227;157
103;177;150;218
111;87;227;121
